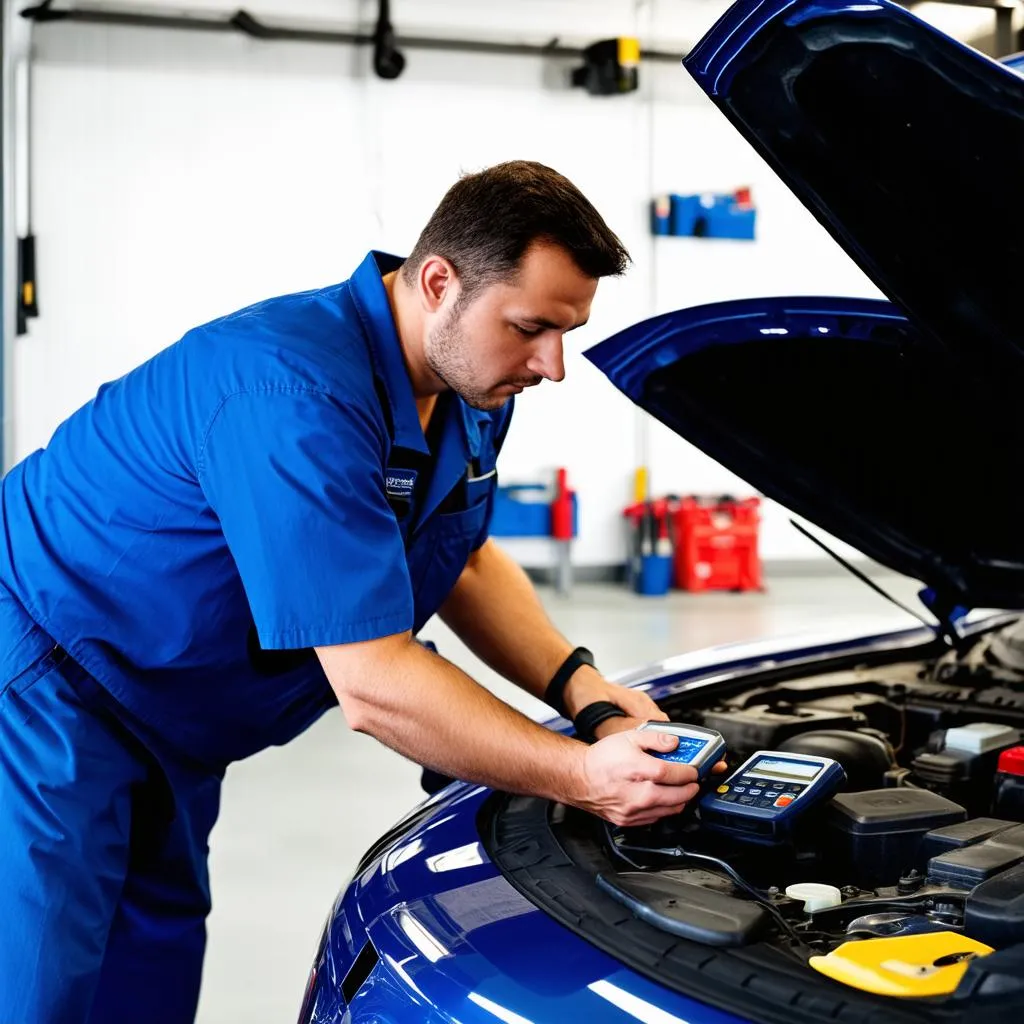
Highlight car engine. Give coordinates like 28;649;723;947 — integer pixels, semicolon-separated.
597;618;1024;955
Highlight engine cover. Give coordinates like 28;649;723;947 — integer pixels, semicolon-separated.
699;706;866;758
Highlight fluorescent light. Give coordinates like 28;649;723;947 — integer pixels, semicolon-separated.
589;980;692;1024
383;953;425;999
396;909;449;963
468;992;536;1024
383;838;423;872
425;842;485;873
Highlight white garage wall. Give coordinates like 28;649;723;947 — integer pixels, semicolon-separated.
12;0;886;568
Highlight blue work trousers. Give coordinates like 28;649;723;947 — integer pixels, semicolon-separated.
0;590;222;1024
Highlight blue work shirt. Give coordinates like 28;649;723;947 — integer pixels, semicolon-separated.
0;252;511;766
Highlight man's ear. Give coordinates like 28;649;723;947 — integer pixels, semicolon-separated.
416;255;458;314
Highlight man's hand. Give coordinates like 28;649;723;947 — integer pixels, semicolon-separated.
572;728;702;827
319;634;722;829
562;666;667;739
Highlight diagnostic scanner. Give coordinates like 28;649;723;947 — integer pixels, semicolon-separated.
637;722;727;781
700;750;846;844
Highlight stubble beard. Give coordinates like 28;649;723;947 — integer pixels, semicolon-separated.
425;307;508;411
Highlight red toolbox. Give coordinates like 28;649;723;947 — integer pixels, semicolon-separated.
675;496;762;592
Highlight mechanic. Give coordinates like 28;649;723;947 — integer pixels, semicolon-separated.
0;160;703;1023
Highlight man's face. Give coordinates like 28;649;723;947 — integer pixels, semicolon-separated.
424;242;598;411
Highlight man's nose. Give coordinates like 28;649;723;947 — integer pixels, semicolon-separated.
527;334;565;383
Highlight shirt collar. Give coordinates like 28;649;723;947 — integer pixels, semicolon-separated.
349;250;429;455
458;400;487;459
349;251;493;461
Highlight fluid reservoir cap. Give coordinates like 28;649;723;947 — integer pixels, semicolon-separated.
786;882;842;913
945;722;1019;755
997;746;1024;776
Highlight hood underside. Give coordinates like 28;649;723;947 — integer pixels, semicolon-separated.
683;0;1024;369
588;0;1024;610
588;297;1024;610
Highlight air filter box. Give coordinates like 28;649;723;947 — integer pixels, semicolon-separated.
920;818;1019;862
964;862;1024;948
700;706;864;758
928;825;1024;888
824;789;967;889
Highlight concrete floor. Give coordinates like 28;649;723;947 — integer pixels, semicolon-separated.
195;572;928;1024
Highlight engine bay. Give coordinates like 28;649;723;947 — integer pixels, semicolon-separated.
588;618;1024;992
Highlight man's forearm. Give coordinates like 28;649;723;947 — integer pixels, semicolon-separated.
318;632;702;828
317;635;586;802
438;538;578;704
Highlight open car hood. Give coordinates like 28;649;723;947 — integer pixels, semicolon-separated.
586;1;1024;612
684;0;1023;365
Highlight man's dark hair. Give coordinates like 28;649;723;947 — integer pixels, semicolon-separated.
401;160;630;301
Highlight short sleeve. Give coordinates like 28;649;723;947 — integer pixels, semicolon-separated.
198;386;413;649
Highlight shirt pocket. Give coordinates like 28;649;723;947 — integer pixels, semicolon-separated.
408;492;493;633
0;643;67;703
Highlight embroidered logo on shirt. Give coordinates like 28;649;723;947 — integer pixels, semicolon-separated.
385;469;418;504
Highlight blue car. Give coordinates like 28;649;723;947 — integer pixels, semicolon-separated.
298;2;1024;1020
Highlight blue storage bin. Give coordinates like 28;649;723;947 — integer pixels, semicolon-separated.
489;485;579;538
670;194;702;236
652;192;757;241
650;195;673;235
635;553;672;596
704;202;756;240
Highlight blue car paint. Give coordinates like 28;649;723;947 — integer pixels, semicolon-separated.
300;619;982;1022
683;0;992;96
583;296;905;404
684;0;1024;382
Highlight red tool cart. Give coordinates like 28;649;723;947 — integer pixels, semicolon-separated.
675;496;763;593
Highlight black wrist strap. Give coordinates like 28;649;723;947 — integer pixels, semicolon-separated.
573;701;627;744
544;646;595;717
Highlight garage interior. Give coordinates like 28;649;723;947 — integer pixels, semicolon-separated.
1;1;1021;1021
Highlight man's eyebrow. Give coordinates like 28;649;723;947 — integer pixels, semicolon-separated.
519;316;590;332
